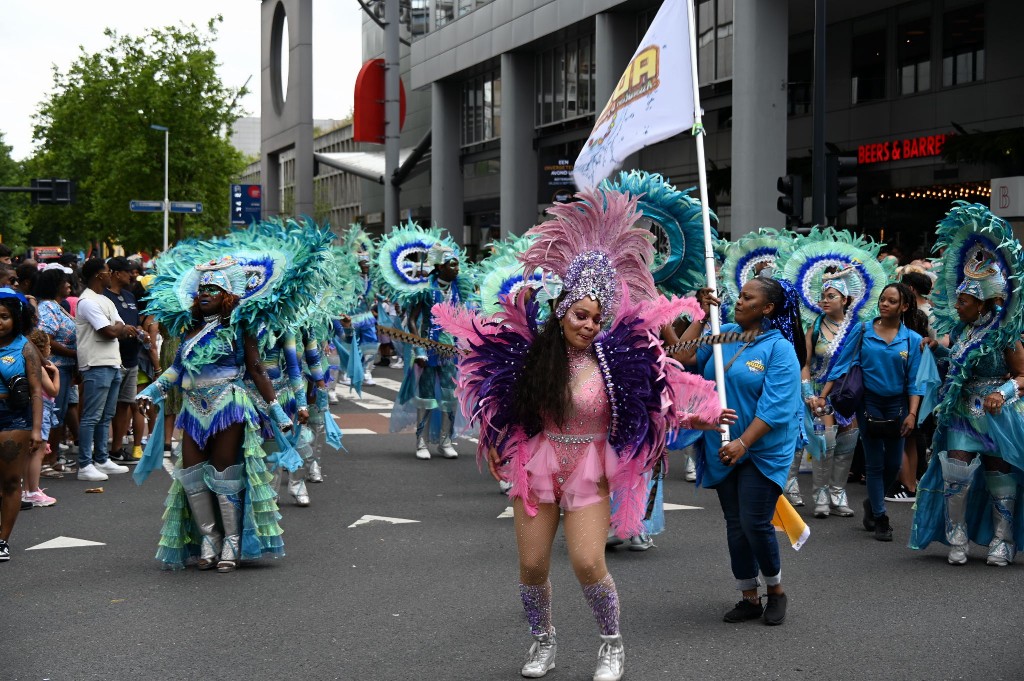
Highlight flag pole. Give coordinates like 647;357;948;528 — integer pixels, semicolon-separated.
685;0;730;439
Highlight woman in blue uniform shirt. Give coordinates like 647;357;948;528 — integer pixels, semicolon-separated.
817;283;924;542
676;277;804;626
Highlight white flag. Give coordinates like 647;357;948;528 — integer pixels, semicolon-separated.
572;0;695;191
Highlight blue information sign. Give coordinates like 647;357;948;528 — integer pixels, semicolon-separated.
230;184;262;225
129;200;164;212
170;201;203;214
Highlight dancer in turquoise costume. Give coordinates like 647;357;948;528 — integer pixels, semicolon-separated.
910;203;1024;566
337;224;380;387
135;219;337;570
375;222;476;460
603;170;717;548
777;227;894;517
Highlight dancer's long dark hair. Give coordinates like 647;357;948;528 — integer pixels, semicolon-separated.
512;295;573;432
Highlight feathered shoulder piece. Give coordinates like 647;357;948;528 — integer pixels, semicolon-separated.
374;220;450;307
520;187;657;322
602;170;715;296
718;227;796;306
342;222;375;263
774;226;894;328
931;202;1024;414
477;234;553;316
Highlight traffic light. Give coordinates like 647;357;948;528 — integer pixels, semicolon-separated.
777;174;803;223
30;178;76;206
826;155;857;219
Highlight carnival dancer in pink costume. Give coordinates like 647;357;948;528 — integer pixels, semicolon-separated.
434;188;728;681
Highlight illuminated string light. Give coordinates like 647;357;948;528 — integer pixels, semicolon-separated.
877;182;992;201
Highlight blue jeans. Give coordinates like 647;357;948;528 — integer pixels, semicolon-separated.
78;366;123;468
858;391;907;518
54;365;74;422
714;460;783;590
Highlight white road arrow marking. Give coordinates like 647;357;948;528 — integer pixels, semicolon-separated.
497;506;514;519
348;515;420;528
663;503;703;511
26;536;106;550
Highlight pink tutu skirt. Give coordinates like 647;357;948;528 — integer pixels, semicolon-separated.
523;432;619;511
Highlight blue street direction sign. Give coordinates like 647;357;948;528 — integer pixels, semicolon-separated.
129;200;164;212
170;201;203;214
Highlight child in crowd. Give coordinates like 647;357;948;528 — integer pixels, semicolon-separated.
22;330;60;506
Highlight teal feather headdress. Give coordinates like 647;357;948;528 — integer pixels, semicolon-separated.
477;234;554;316
602;170;715;296
774;226;895;328
718;228;798;318
145;217;338;350
374;220;470;308
931;201;1024;418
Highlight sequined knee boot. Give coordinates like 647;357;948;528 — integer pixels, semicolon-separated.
437;411;458;459
939;452;980;565
205;463;245;573
784;450;805;507
175;462;221;570
812;428;837;518
829;429;858;517
415;409;430;460
519;581;555;678
582;575;623;681
985;472;1017;567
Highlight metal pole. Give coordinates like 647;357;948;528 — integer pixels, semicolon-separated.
811;0;826;226
163;128;170;251
383;0;401;231
686;0;730;439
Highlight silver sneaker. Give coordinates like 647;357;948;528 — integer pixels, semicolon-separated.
308;460;323;483
438;441;458;459
828;486;855;517
521;628;557;678
415;437;431;460
783;477;804;507
593;634;624;681
812;486;830;518
627;534;654;551
684;455;697;482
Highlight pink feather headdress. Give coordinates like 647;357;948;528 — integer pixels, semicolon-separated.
520;188;657;321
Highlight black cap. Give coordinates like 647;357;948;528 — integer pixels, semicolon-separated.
107;256;133;272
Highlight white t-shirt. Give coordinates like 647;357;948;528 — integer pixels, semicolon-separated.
76;288;124;370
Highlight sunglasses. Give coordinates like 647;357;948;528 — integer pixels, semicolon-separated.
819;293;843;302
197;285;225;295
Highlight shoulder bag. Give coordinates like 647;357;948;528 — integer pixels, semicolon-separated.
829;322;865;420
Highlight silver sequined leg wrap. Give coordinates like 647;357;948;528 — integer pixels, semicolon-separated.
939;452;980;565
985;471;1017;566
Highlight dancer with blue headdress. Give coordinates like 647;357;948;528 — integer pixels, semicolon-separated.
910;202;1024;566
775;228;894;517
136;219;335;571
375;222;476;460
336;224;380;390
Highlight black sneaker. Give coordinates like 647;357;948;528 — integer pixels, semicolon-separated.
20;499;32;511
0;538;10;561
763;592;788;626
885;484;916;503
862;498;876;531
109;447;132;463
723;598;764;623
874;514;893;542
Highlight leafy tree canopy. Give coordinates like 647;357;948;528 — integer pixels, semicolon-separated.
31;16;248;253
0;132;31;250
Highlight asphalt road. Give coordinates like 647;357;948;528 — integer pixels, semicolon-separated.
3;366;1021;681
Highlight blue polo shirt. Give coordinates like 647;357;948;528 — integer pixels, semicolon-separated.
827;320;923;397
697;325;803;490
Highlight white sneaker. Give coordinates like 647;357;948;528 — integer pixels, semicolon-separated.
77;464;109;482
95;459;130;475
328;391;339;405
340;375;351;386
438;441;458;459
684;455;697;482
363;371;376;386
390;359;404;370
415;438;431;460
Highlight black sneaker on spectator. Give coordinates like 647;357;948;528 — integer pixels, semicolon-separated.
20;499;32;510
885;484;916;503
0;538;10;561
109;447;132;463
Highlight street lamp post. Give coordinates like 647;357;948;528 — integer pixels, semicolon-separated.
150;124;169;252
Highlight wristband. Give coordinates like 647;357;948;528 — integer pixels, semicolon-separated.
737;437;749;452
998;379;1017;402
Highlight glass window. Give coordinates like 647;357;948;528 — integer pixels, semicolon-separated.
461;70;501;146
851;29;887;104
942;3;984;87
788;48;812;116
535;34;594;128
697;0;715;84
897;17;931;95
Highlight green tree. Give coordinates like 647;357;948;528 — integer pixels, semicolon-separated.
0;132;30;250
30;17;248;253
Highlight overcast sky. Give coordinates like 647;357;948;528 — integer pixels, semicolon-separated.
0;0;365;161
